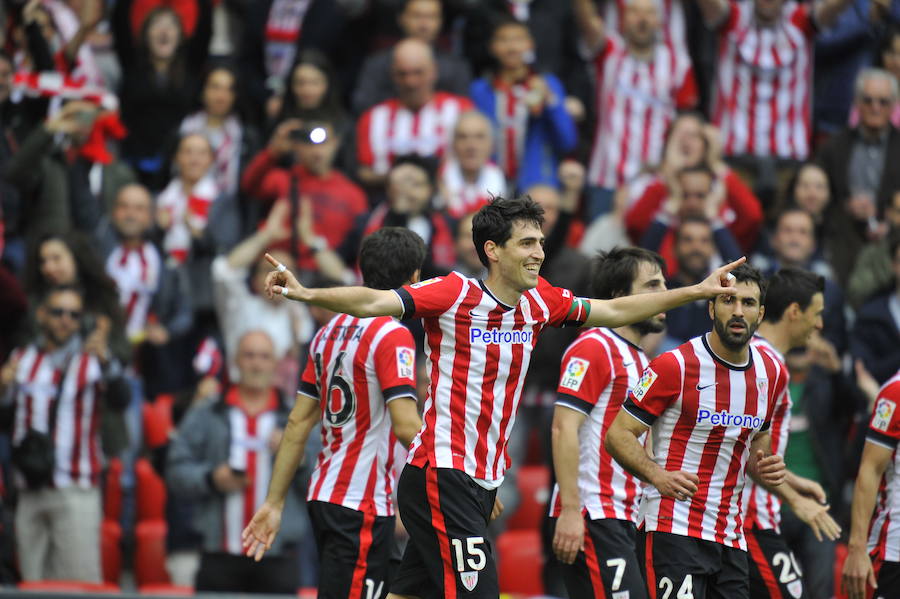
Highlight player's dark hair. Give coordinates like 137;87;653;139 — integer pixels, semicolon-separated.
729;263;767;305
359;227;427;290
472;196;545;268
591;247;666;300
762;268;825;323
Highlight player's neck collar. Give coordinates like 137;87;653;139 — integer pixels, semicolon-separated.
702;333;752;371
478;280;515;311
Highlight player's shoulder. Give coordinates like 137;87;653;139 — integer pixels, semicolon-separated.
565;328;612;358
879;372;900;402
532;276;574;299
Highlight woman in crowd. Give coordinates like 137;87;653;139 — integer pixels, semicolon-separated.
114;1;212;189
180;64;261;199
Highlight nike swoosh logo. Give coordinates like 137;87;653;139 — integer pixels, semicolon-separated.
696;383;718;391
622;361;635;367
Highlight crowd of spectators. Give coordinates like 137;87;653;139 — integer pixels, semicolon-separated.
0;0;898;595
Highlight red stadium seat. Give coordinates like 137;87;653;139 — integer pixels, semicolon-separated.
505;465;551;530
297;588;317;598
136;457;167;522
18;580;121;593
134;520;171;587
497;529;544;596
104;457;124;522
101;519;122;585
143;394;176;450
139;583;194;595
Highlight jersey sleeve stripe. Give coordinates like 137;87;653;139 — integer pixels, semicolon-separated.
555;393;593;416
383;384;417;403
393;288;415;320
867;429;899;450
623;398;657;426
297;381;319;399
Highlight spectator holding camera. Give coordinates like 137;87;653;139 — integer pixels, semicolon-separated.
1;286;129;582
4;101;135;244
241;117;367;270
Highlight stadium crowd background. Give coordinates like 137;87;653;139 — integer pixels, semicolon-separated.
0;0;898;595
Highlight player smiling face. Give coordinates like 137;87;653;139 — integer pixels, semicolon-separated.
492;220;545;294
709;281;765;351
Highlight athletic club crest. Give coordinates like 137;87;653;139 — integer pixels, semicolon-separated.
787;580;803;598
460;571;478;591
756;378;768;398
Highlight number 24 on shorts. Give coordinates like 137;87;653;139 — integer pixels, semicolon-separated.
659;575;694;599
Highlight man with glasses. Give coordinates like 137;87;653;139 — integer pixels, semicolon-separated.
0;286;129;582
818;68;900;221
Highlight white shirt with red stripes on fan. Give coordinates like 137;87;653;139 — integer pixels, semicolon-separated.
622;334;787;549
603;0;689;64
105;242;162;341
587;34;697;190
221;387;281;555
298;313;418;516
711;0;815;161
742;334;792;532
356;92;474;177
392;272;590;488
865;371;900;563
548;327;650;522
9;343;104;489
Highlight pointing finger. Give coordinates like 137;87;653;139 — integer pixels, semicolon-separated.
264;253;282;268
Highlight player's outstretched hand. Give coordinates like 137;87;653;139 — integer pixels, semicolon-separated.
552;507;585;565
842;545;877;599
264;253;306;301
242;501;283;562
695;257;746;299
791;494;841;542
652;469;700;502
755;451;786;486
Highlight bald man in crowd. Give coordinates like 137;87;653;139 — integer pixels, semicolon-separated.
356;38;473;187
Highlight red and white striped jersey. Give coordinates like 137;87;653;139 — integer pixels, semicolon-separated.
394;272;590;486
10;345;104;489
222;388;280;555
588;35;697;189
603;0;689;64
439;159;507;219
622;335;787;549
299;314;417;516
864;371;900;562
743;334;792;532
105;242;162;340
549;328;649;522
357;92;475;176
712;1;814;160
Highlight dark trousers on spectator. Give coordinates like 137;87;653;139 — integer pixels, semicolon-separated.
195;551;297;594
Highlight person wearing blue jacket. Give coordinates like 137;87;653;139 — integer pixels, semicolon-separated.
470;18;577;193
